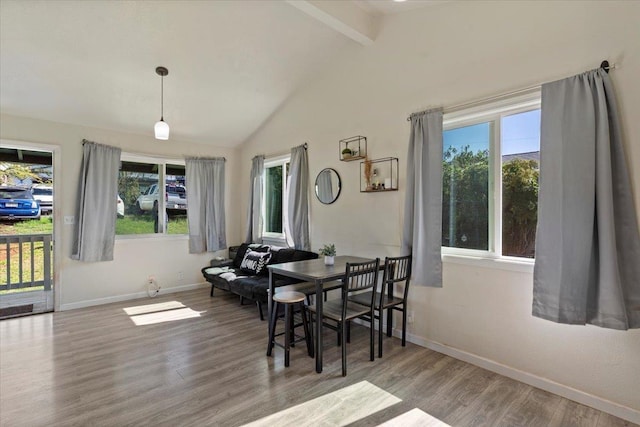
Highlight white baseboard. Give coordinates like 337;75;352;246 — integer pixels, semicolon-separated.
401;329;640;425
59;282;208;311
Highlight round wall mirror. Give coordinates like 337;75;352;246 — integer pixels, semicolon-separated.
315;168;341;205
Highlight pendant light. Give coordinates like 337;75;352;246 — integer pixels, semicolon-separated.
154;66;169;140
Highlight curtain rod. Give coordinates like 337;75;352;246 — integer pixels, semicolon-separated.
262;142;308;159
406;60;616;121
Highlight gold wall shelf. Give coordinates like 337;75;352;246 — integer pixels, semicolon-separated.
360;157;399;193
339;136;367;162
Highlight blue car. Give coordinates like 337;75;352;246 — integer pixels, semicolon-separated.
0;187;41;220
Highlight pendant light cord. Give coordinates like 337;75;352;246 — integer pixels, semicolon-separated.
160;74;164;121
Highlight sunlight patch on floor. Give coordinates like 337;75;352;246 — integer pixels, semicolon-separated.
377;408;450;426
123;301;204;325
241;381;401;427
123;301;186;315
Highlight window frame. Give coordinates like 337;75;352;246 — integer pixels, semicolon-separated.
262;154;290;243
116;152;187;240
441;91;541;264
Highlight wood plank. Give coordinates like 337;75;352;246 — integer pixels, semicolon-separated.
549;399;601;427
498;387;563;427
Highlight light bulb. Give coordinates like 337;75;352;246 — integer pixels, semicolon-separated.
154;119;170;140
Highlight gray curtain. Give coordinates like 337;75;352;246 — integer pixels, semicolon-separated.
186;157;226;253
286;144;310;250
71;140;121;262
533;68;640;330
245;155;264;244
401;109;443;287
316;169;334;203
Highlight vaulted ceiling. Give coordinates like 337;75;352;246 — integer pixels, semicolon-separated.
0;1;438;147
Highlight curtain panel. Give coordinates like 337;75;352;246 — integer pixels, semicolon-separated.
533;68;640;330
186;157;226;253
401;109;444;287
286;144;310;250
71;140;121;262
245;155;264;244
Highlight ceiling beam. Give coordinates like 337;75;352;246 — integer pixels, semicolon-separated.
286;0;379;46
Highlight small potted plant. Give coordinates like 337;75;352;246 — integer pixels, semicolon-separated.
341;147;353;159
319;243;336;265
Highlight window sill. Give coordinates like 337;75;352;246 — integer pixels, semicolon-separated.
442;253;534;274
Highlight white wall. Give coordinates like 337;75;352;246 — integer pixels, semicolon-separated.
1;113;242;309
240;0;640;418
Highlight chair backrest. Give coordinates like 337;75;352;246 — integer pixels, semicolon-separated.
381;255;412;303
342;259;380;307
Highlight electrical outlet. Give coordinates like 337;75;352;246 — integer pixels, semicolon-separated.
407;311;414;324
178;271;184;280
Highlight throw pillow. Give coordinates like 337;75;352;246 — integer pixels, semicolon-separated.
240;250;272;276
233;243;270;267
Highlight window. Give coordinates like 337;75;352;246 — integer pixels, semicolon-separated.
116;155;188;236
442;93;540;259
263;156;290;240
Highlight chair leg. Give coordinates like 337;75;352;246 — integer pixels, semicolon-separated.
210;284;215;297
369;309;375;361
378;307;384;358
301;304;314;357
289;305;296;348
386;307;393;337
284;303;291;367
346;320;351;343
341;320;347;377
401;305;407;346
257;301;264;321
240;296;245;305
267;301;279;356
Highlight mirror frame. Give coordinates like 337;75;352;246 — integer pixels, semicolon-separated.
314;168;341;205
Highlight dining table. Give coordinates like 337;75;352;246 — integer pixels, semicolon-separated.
267;255;375;373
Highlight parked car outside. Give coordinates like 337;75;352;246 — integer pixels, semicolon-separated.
135;183;187;213
31;185;53;214
0;186;41;220
117;194;125;218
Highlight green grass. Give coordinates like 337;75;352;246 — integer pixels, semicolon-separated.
116;215;155;234
0;216;53;235
168;217;188;235
116;215;188;235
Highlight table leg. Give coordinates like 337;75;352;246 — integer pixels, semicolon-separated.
315;279;323;373
268;270;275;336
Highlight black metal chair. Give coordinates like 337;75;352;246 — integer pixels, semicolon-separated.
308;258;380;377
349;255;412;357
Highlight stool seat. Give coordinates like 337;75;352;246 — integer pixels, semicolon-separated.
275;280;343;296
273;291;306;304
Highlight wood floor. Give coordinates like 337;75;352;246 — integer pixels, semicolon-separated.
0;288;636;427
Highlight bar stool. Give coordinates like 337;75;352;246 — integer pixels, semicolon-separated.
267;291;313;367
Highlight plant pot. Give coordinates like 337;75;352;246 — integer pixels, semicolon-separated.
324;256;335;266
